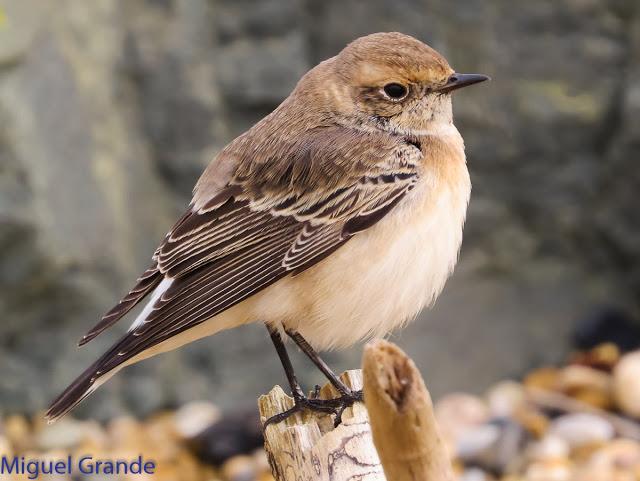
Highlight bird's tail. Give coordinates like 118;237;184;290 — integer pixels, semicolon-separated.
45;351;124;423
46;307;246;423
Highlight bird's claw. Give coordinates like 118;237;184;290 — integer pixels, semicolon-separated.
262;389;363;430
310;384;321;399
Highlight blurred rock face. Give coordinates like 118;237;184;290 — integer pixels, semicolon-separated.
0;0;637;417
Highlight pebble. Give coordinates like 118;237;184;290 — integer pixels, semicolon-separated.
252;448;271;473
0;435;11;456
570;343;620;371
556;365;612;409
525;458;572;481
547;413;614;449
36;417;89;450
457;419;528;474
107;416;147;452
523;367;561;391
191;407;263;465
572;387;612;410
486;381;525;417
613;350;640;418
557;365;611;395
3;414;32;452
587;439;640;470
174;401;221;439
145;412;183;459
221;455;258;481
526;435;570;461
513;407;549;438
457;424;501;460
435;393;489;452
258;473;276;481
458;467;495;481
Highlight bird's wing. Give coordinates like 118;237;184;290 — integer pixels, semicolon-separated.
47;128;421;421
81;127;421;346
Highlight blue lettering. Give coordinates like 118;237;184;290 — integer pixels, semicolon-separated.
102;461;114;474
54;459;68;474
41;460;53;475
144;460;156;474
78;456;94;474
129;456;143;474
0;456;18;474
25;460;39;480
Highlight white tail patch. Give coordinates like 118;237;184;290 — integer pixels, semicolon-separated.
128;277;174;332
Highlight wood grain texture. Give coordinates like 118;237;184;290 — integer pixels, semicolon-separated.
363;340;454;481
259;371;385;481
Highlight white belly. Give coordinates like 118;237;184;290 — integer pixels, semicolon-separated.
251;170;471;350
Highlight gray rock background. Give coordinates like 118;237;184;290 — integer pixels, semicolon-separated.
0;0;638;419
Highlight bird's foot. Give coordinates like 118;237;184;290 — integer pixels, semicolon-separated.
263;389;363;430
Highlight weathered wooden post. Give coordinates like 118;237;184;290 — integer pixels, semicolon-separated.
258;340;454;481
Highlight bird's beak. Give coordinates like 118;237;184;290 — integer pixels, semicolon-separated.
438;73;490;94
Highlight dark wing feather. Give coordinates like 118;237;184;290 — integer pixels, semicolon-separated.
78;265;161;346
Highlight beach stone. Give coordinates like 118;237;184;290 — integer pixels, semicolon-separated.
459;467;496;481
145;412;183;459
36;417;88;450
221;455;257;481
258;472;276;481
569;343;620;371
435;393;490;453
190;408;263;466
3;414;32;452
73;420;109;455
524;368;561;392
557;365;611;395
526;435;570;462
486;381;526;417
457;419;528;474
0;435;12;457
525;459;572;481
613;351;640;418
513;407;550;438
588;439;640;471
252;448;270;474
174;401;221;439
557;365;613;409
457;423;501;460
107;416;147;452
547;413;614;449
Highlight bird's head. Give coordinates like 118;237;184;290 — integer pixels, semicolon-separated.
300;32;489;136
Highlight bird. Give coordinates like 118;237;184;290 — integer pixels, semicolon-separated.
46;32;489;426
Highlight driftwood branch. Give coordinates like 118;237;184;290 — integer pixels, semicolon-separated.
258;340;454;481
363;340;455;481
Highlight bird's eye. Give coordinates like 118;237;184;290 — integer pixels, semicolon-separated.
382;83;408;100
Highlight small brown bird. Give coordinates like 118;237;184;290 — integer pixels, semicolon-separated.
47;32;488;425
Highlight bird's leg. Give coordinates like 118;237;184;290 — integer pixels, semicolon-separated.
264;325;338;428
284;328;361;398
266;324;305;400
263;325;361;429
285;328;364;422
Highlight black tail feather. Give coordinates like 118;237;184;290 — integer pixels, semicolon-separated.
78;265;161;347
45;360;103;423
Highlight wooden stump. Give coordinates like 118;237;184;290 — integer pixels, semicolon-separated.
258;340;454;481
259;370;385;481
